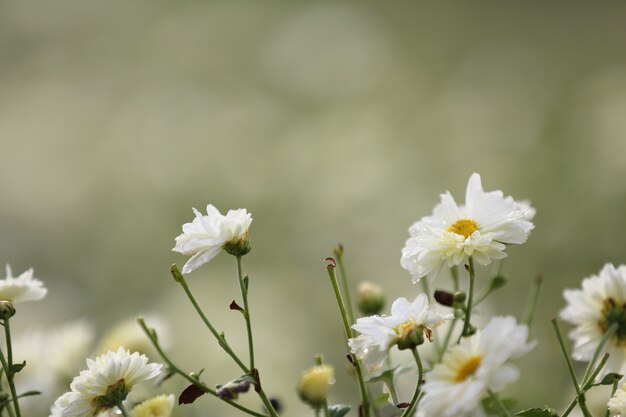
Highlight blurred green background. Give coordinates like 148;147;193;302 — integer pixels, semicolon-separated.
2;1;626;415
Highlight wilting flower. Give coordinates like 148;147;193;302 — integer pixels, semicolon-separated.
0;264;47;303
349;294;452;370
609;375;626;416
131;394;175;417
560;263;626;374
400;173;534;283
420;316;535;417
173;205;253;274
53;347;163;416
297;364;334;408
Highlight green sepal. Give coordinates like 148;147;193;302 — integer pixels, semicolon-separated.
590;372;622;387
10;361;26;375
515;407;558;417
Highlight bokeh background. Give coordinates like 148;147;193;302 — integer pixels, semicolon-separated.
2;1;626;415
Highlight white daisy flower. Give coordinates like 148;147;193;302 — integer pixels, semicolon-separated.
420;316;535;417
0;264;47;303
400;173;534;283
348;294;452;371
560;263;626;374
53;347;163;417
173;204;253;274
609;376;626;416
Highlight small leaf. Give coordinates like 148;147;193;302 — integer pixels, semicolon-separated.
216;374;257;400
179;384;206;405
328;404;350;417
489;275;507;291
10;361;26;375
396;402;409;409
16;391;41;399
515;407;558;417
373;392;390;406
434;289;454;307
592;372;622;386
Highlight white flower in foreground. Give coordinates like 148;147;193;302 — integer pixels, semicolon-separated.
0;264;47;303
131;394;175;417
401;173;534;283
349;294;452;371
609;376;626;416
560;263;626;374
420;316;535;417
53;347;163;417
173;204;253;274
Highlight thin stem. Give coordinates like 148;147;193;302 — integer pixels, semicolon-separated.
3;320;20;417
421;279;441;353
236;256;255;370
582;323;617;385
335;250;356;335
138;319;268;417
325;261;371;417
116;401;130;417
561;353;610;417
488;390;513;417
552;318;593;417
462;257;475;337
0;348;16;417
400;349;424;417
522;275;543;327
438;316;459;362
170;265;249;373
450;266;459;291
606;375;621;417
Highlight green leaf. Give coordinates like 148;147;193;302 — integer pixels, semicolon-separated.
515;407;558;417
328;404;350;417
482;397;517;416
373;392;390;406
591;372;622;387
367;363;413;383
10;361;26;375
17;391;41;399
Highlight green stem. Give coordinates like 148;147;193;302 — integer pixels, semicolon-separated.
170;265;249;373
116;401;130;417
438;316;459;362
606;375;621;417
138;319;268;417
400;349;423;417
522;275;543;328
325;261;371;417
421;279;441;354
581;323;617;385
236;256;255;370
335;250;356;336
562;353;610;417
3;320;20;417
488;390;513;417
552;318;593;417
462;257;475;337
0;348;16;417
450;266;459;291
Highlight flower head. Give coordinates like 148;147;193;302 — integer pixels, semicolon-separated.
420;316;535;417
349;294;452;371
173;205;252;274
131;394;174;417
0;265;47;303
560;263;626;374
297;364;334;408
53;347;163;416
401;173;534;283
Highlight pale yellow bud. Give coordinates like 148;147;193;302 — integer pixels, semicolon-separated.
356;281;385;316
131;394;175;417
297;364;334;408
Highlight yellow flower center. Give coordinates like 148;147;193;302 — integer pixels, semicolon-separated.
447;219;478;239
454;355;482;382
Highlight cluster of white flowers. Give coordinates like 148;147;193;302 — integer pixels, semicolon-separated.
173;204;253;274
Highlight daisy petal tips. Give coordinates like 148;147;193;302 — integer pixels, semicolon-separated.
173;204;253;274
0;264;47;303
401;173;535;283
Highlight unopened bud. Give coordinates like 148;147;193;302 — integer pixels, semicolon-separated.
223;236;251;257
434;290;454;307
0;301;15;319
356;281;385;316
332;244;344;258
396;323;425;350
453;291;466;304
297;364;334;408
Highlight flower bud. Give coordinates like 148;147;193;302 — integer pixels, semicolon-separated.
396;323;425;350
223;236;251;257
0;301;16;320
356;281;385;316
297;364;334;408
